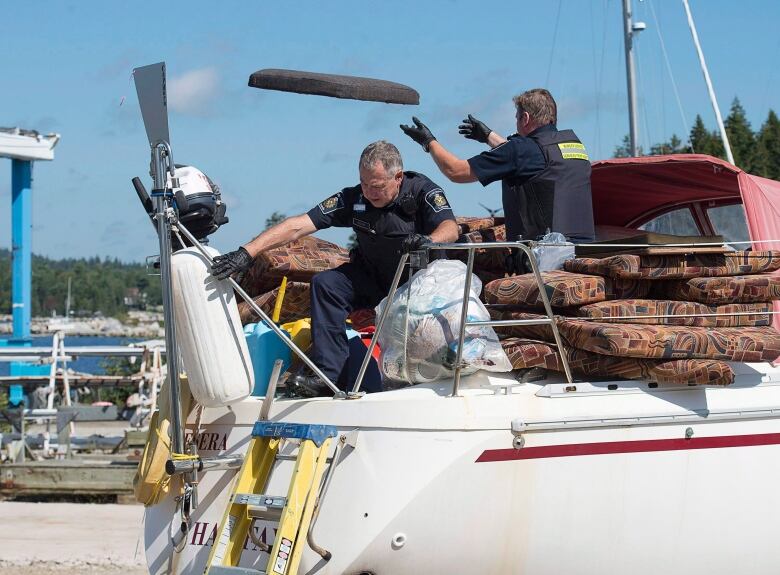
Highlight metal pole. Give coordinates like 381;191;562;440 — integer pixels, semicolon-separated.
681;0;735;165
151;144;185;456
452;250;475;397
519;243;574;384
351;253;409;395
11;159;32;342
622;0;640;157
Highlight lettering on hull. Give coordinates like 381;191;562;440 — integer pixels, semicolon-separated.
188;520;277;550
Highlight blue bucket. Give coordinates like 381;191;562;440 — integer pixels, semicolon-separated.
244;323;291;396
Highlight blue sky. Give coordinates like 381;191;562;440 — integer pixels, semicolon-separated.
1;1;778;261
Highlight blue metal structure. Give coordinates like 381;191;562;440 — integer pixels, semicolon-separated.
0;128;59;385
11;159;32;343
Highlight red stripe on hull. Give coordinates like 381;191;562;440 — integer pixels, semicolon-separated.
476;433;780;463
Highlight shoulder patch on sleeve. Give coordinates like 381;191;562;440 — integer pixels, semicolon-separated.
425;188;452;213
318;192;345;215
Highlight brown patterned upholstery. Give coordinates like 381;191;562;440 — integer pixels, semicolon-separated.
237;282;311;325
240;237;349;297
348;308;376;330
604;277;653;300
565;251;780;280
483;271;605;308
450;224;508;273
456;216;504;235
577;299;772;327
489;308;555;341
558;320;780;362
657;274;780;304
500;338;735;386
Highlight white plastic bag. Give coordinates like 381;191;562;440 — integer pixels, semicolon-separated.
532;232;575;271
375;259;511;385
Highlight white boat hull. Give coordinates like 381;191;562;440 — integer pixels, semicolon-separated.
145;363;780;574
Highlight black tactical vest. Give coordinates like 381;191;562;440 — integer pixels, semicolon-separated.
351;189;419;290
503;128;595;242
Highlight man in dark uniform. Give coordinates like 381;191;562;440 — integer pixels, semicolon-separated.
212;141;459;393
401;88;594;270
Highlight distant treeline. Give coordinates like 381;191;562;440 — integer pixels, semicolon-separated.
0;249;161;317
614;98;780;179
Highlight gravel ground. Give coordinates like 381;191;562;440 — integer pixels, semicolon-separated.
0;501;147;575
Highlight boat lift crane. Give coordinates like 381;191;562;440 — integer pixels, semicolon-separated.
0;127;60;389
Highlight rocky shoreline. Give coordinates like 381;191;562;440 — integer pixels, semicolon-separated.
0;310;165;339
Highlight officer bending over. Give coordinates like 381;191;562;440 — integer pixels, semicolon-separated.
212;141;459;394
401;88;594;273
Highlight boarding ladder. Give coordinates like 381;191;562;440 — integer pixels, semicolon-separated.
204;420;338;575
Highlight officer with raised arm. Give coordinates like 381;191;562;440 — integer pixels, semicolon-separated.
211;141;459;395
401;88;594;272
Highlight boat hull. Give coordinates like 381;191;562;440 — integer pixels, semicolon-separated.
145;367;780;574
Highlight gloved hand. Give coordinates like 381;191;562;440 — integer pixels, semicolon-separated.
211;246;253;283
400;233;432;254
400;117;436;152
458;114;492;144
504;250;532;276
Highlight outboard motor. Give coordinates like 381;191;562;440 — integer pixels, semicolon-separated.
132;164;229;249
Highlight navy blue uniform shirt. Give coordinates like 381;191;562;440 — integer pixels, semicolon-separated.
466;125;554;186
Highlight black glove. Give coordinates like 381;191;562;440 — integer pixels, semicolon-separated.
400;233;432;254
400;117;435;152
458;114;492;144
211;246;253;283
504;250;532;276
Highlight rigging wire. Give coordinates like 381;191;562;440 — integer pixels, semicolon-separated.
545;0;563;87
597;0;612;158
648;0;693;151
634;36;653;154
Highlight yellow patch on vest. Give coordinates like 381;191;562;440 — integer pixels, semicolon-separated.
558;142;589;160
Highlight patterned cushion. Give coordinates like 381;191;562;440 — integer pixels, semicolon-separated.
240;237;349;296
565;251;780;280
456;216;504;235
349;308;376;331
489;308;555;341
604;277;653;300
500;338;735;386
483;271;605;308
657;274;780;304
577;299;772;327
558;320;780;362
450;224;508;273
237;282;311;325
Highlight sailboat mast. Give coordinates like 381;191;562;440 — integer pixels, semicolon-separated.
681;0;735;164
622;0;640;156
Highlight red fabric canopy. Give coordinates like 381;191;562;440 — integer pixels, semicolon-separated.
591;154;741;227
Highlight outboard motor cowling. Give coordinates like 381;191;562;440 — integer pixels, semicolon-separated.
168;165;229;245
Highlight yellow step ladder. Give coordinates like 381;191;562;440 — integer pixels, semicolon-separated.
205;421;338;575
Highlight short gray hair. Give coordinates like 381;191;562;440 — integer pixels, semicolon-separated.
359;140;403;175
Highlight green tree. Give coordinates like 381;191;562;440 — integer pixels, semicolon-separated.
264;211;286;230
650;134;685;155
755;109;780;179
724;98;757;171
612;135;643;158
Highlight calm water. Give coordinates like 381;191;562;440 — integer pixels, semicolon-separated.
0;335;144;377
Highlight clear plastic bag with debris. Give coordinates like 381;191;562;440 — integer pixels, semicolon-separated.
375;259;512;386
532;232;575;271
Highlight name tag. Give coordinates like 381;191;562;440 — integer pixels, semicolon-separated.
354;203;366;212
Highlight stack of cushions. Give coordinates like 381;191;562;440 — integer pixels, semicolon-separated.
450;217;508;283
486;250;780;386
236;236;375;327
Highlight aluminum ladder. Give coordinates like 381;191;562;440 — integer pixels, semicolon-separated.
205;421;338;575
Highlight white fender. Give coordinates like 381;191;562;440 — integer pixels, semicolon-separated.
171;246;254;406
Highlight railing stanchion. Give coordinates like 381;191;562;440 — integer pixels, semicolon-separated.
518;242;574;384
452;249;476;397
351;253;409;395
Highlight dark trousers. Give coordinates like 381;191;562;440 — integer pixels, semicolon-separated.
310;263;386;390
